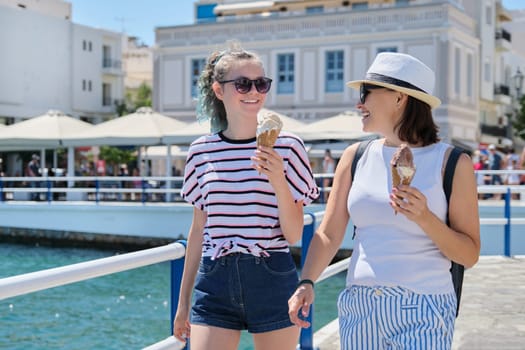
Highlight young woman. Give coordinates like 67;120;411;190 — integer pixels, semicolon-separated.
288;52;480;349
173;42;319;350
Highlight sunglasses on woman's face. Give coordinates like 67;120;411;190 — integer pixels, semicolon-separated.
218;77;273;94
359;83;386;104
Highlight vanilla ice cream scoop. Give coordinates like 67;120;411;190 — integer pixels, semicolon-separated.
256;113;283;148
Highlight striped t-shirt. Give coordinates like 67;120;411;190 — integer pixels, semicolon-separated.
182;131;319;259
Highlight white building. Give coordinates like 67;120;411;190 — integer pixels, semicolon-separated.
153;0;525;151
122;36;154;110
0;0;124;125
123;36;153;90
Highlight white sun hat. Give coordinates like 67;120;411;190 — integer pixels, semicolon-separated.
346;52;441;109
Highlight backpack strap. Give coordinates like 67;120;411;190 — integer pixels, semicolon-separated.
443;147;463;215
442;146;465;318
351;139;373;239
351;139;373;181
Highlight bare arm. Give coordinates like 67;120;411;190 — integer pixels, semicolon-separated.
392;153;480;267
173;207;206;341
288;143;358;327
253;146;304;244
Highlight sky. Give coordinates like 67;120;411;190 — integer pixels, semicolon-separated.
69;0;525;47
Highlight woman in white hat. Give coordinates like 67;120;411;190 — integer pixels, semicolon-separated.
289;52;480;349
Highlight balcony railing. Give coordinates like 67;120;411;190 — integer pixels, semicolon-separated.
494;84;510;96
495;28;511;42
480;123;507;138
102;58;122;69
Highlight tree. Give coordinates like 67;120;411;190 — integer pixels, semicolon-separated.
98;146;136;175
134;82;152;110
512;95;525;142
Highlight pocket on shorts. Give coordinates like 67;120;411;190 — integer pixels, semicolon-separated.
423;295;451;332
261;253;297;276
198;257;220;276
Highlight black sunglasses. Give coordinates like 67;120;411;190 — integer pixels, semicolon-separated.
218;77;273;94
359;83;386;104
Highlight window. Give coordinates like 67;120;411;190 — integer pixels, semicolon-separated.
454;48;461;95
82;79;86;91
277;53;294;94
484;62;491;82
88;80;92;92
325;51;344;93
103;45;111;68
467;54;473;97
88;41;92;52
352;2;368;10
306;6;323;14
377;47;397;54
395;0;410;6
102;83;111;106
82;40;86;51
191;58;206;98
486;6;492;26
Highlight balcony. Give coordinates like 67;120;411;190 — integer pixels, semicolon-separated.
102;58;122;75
495;28;512;51
494;84;512;105
480;123;507;138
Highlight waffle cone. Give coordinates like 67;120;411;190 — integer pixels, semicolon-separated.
257;129;280;148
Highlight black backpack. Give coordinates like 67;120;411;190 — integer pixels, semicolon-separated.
350;139;465;317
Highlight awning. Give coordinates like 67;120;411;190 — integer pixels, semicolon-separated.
214;1;274;16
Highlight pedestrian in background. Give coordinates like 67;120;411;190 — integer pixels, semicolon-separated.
322;148;336;202
487;144;503;199
289;52;480;350
26;154;41;200
173;41;319;350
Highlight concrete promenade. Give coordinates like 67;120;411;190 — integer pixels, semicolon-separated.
314;256;525;350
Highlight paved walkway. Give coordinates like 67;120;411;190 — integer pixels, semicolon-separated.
314;256;525;350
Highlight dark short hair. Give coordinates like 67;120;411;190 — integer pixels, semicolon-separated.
394;96;439;146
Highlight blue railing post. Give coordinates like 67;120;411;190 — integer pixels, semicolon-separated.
504;188;511;257
141;179;147;204
46;178;52;203
299;213;317;350
0;178;4;203
95;179;100;204
171;240;187;349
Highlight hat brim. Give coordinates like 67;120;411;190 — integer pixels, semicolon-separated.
346;79;441;109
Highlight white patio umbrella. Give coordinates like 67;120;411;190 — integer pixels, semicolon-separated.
62;107;188;146
0;109;94;180
161;108;306;144
295;111;375;142
0;109;93;148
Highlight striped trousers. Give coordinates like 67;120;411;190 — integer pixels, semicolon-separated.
337;285;456;350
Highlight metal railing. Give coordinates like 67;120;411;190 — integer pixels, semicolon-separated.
1;170;524;204
0;213;347;350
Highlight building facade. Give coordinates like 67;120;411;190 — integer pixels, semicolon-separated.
0;0;124;125
153;0;525;150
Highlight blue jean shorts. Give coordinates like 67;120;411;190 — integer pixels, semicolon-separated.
191;252;298;333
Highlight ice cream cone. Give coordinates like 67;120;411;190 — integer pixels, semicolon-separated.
256;112;283;148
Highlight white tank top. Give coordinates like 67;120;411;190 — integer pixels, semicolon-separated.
347;140;454;294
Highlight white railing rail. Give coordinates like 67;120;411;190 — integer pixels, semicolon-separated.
0;242;186;300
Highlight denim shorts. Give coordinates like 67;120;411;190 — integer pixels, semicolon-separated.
191;252;298;333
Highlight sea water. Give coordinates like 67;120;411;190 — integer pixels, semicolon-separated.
0;244;345;350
